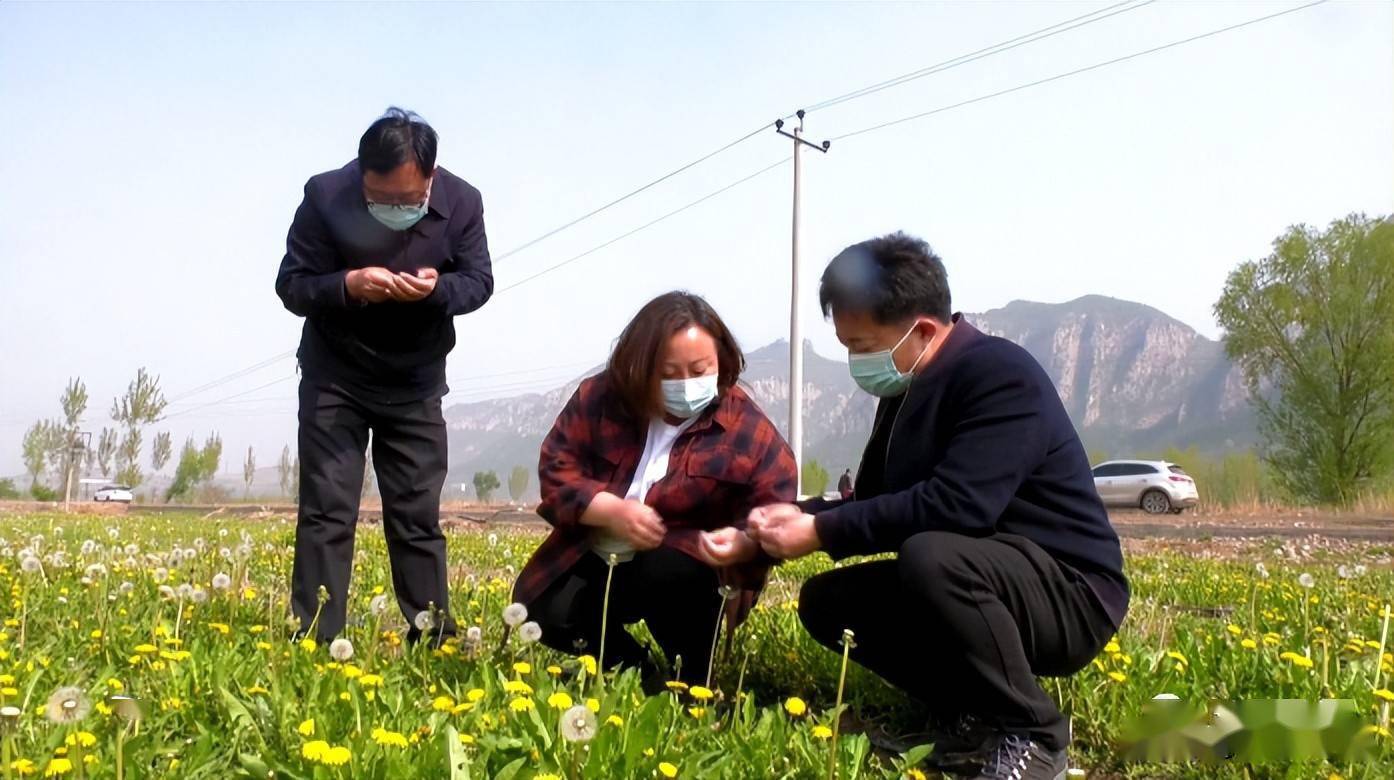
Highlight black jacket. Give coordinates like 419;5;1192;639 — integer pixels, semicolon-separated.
803;316;1129;627
275;160;493;401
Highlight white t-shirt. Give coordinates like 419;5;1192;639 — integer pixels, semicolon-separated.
591;415;698;562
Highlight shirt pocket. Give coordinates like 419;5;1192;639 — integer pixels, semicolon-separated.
674;449;755;524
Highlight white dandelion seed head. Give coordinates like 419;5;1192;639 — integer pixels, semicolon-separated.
118;582;134;595
176;583;194;600
218;529;229;538
17;548;33;560
504;564;515;576
1337;565;1352;580
219;548;232;560
236;544;252;559
182;547;197;560
80;540;97;556
465;626;483;643
56;596;68;605
153;567;169;582
502;603;528;628
369;594;390;616
519;621;543;644
1298;573;1315;589
107;527;119;540
1354;565;1367;576
85;563;107;579
487;533;498;547
191;588;208;604
45;687;91;724
47;551;67;568
0;705;20;720
1255;563;1269;579
414;611;435;631
158;585;176;600
79;578;92;587
502;547;513;559
193;538;206;551
211;573;231;591
560;704;598;743
329;638;354;661
20;556;40;574
1153;693;1181;700
124;544;139;556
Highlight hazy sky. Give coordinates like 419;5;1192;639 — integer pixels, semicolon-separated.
1;0;1389;479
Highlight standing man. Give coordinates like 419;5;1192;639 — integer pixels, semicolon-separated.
276;107;492;645
749;233;1127;780
837;468;854;500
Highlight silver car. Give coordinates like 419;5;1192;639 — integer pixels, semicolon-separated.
1091;460;1199;514
93;485;134;503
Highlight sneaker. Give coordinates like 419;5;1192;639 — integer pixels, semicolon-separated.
864;714;993;775
968;734;1067;780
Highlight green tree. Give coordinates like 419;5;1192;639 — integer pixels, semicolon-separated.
243;446;257;498
278;445;293;498
801;459;830;497
473;471;501;503
1215;213;1394;504
57;378;89;495
164;432;222;502
21;420;60;490
110;368;168;488
151;431;173;473
291;454;300;502
95;428;118;478
0;479;19;500
508;465;530;503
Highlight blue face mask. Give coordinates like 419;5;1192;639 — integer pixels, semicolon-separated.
848;323;930;398
661;374;718;419
367;200;428;231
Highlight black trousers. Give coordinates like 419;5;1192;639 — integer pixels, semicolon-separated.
798;531;1114;750
291;379;456;642
528;546;721;682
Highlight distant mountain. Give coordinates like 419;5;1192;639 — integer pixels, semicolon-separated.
442;296;1255;500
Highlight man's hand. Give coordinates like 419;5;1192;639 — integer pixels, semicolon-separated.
698;526;758;567
385;268;438;302
747;503;821;560
346;267;399;303
605;499;666;551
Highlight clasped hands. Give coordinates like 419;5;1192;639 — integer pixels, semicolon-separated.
346;267;438;303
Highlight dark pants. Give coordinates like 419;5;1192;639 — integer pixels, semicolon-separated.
798;531;1114;750
291;379;456;643
528;546;721;682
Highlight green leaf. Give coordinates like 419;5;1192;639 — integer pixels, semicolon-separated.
494;756;526;780
900;742;934;767
443;724;471;780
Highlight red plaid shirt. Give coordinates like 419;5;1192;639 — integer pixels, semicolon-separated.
512;373;797;627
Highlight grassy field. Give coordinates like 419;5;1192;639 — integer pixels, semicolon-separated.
0;512;1388;779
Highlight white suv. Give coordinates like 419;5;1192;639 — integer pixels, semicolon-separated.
1091;460;1198;514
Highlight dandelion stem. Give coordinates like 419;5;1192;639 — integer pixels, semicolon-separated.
597;555;618;688
705;590;730;690
3;733;11;780
1375;603;1391;693
827;628;855;780
115;727;125;780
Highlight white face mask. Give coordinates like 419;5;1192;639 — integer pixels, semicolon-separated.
660;374;718;419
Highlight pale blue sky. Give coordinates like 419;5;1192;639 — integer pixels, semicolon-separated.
1;0;1389;478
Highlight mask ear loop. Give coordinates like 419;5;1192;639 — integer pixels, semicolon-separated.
901;321;936;376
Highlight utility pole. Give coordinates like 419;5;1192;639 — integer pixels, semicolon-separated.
63;430;91;512
774;111;829;496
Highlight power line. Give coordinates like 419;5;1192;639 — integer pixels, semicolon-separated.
158;376;296;422
831;0;1329;142
163;350;295;404
491;124;773;263
495;156;793;294
802;0;1156;114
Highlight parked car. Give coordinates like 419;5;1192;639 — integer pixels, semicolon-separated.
93;485;134;503
1091;460;1198;514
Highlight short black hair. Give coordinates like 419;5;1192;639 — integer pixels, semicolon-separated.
818;231;952;323
358;107;437;177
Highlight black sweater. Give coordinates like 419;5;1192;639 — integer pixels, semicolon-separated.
804;316;1129;628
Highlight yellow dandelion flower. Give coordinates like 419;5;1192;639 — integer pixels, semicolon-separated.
1103;641;1120;654
579;655;597;675
338;692;350;702
1226;625;1242;637
299;638;317;653
1373;689;1394;703
906;770;927;780
458;733;475;744
784;697;807;717
503;680;532;696
371;727;409;748
451;702;474;715
1279;652;1314;669
63;732;96;748
298;718;316;736
42;758;71;777
547;665;562;677
341;665;362;680
606;714;624;727
1108;671;1127;683
358;674;384;688
301;740;329;761
513;662;532;675
207;623;230;636
689;686;714;701
536;775;561;780
658;761;678;778
255;641;272;651
249;625;266;635
1;688;18;698
812;725;834;739
586;698;600;713
134;644;157;655
467;688;485;702
547;692;573;710
432;696;455;712
248;685;269;696
1241;639;1258;650
509;697;534;712
320;746;350;766
665;681;688;692
11;758;35;776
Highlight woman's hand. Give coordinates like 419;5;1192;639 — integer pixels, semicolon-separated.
586;494;666;550
699;526;758;567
